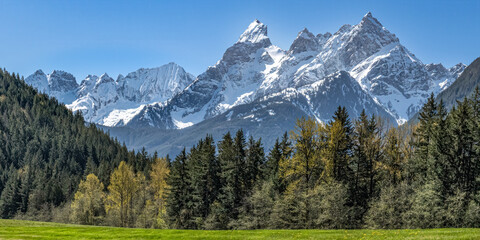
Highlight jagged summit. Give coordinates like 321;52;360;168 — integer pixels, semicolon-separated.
34;69;45;75
237;19;269;44
296;28;315;40
288;27;319;54
25;13;465;135
355;12;398;42
362;12;375;22
449;63;467;77
47;70;78;93
95;73;114;86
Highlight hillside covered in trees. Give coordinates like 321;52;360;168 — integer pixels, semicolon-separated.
0;69;156;221
1;68;480;229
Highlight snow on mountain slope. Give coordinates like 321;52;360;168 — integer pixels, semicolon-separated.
125;20;287;128
116;63;195;103
123;13;464;128
349;42;462;123
25;70;49;93
25;70;78;104
25;12;465;132
26;63;194;126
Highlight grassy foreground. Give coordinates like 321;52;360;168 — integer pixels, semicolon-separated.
0;219;479;240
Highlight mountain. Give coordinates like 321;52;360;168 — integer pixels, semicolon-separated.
26;63;195;126
24;13;465;156
103;71;397;156
436;58;480;109
124;13;462;129
25;70;78;103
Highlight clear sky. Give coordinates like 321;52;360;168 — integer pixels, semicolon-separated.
0;0;479;81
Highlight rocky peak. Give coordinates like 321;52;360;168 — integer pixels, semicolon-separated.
324;12;400;69
118;63;195;102
47;70;78;92
425;63;448;73
288;28;319;54
221;20;273;66
95;73;114;87
237;19;270;46
335;24;353;36
360;12;380;27
316;32;332;46
77;74;98;97
449;63;466;78
425;63;452;82
354;12;399;44
25;69;49;93
33;69;46;76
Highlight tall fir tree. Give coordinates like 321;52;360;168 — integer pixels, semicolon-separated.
166;149;192;229
188;135;219;228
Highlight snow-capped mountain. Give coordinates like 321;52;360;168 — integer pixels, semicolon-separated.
26;63;195;125
122;12;463;129
25;70;79;103
24;12;466;155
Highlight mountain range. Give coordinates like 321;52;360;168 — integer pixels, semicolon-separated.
24;12;467;156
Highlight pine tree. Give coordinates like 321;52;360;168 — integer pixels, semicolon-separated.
0;169;21;218
352;111;382;208
244;136;265;194
208;131;245;229
471;87;480;194
265;138;282;182
188;135;219;228
265;132;291;195
413;93;439;182
279;117;323;227
166;149;191;229
449;98;476;194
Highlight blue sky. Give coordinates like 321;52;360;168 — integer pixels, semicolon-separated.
0;0;479;81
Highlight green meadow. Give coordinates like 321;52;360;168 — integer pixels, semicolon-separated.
0;219;479;239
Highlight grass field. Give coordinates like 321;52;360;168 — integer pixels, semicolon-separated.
0;219;479;239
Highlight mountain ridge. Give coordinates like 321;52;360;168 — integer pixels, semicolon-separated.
24;12;467;156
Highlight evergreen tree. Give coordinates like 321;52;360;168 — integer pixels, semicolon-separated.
0;169;21;218
244;136;265;194
449;98;476;194
323;119;352;183
188;135;219;228
207;131;245;229
412;93;439;182
352;111;382;209
166;149;191;229
265;132;291;195
379;128;404;186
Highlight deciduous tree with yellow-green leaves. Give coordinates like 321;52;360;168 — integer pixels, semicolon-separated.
70;173;105;225
150;157;170;228
104;161;138;227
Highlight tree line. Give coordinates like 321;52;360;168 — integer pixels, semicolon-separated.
1;68;480;229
